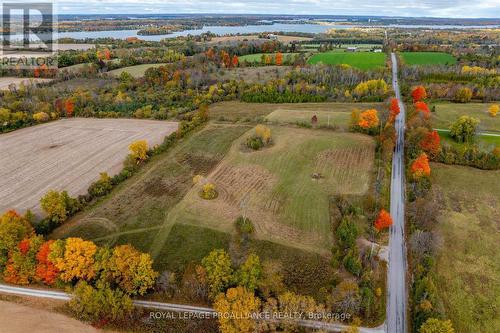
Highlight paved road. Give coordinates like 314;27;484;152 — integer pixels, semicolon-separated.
386;52;408;333
0;283;384;332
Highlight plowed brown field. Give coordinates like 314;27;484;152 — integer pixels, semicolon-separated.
0;118;177;216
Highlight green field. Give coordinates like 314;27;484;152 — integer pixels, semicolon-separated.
210;101;383;127
167;126;375;252
53;123;251;245
264;102;384;129
210;101;288;122
432;102;500;149
59;63;93;71
239;53;299;63
431;163;500;333
107;63;167;78
431;103;500;133
307;52;387;70
214;66;292;84
53;121;375;296
400;52;457;66
437;129;500;149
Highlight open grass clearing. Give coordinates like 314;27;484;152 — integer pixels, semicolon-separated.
400;52;456;66
107;63;167;78
239;53;299;63
53;123;250;241
55;44;96;51
208;35;312;44
431;163;500;333
0;77;52;90
167;126;375;252
59;62;93;71
265;102;384;129
50;78;117;91
53;123;343;297
307;51;386;70
0;118;177;217
209;101;288;122
302;43;381;49
436;129;500;151
213;65;292;83
210;101;384;127
431;102;500;133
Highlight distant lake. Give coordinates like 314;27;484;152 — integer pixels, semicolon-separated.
56;23;500;41
4;22;500;42
56;23;346;41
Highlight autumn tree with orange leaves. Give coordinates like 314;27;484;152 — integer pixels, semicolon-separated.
4;235;44;285
97;48;111;61
231;55;239;68
411;86;427;102
275;52;283;66
414;101;431;119
420;130;441;159
0;210;33;269
35;240;59;285
358;109;380;129
374;209;393;231
64;99;75;117
389;98;400;122
411;153;431;179
206;48;215;59
220;51;231;68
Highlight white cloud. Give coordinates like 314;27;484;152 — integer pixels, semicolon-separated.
53;0;500;18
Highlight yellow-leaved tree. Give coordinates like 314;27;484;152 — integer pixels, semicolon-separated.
201;249;233;299
129;140;148;162
107;244;158;296
33;112;49;122
214;286;261;333
55;238;97;282
255;125;272;144
419;318;454;333
488;104;499;117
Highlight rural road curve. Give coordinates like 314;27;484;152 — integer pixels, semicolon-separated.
0;283;384;332
386;52;408;333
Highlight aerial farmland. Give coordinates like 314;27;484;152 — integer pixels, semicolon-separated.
0;8;498;333
0;118;177;215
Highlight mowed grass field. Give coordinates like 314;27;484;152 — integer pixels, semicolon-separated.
214;66;292;84
307;52;387;70
54;122;344;295
238;53;299;63
431;163;500;333
437;129;500;149
167;126;375;252
400;52;457;65
107;63;167;78
265;102;384;129
0;118;177;216
53;123;250;243
431;103;500;133
210;101;384;129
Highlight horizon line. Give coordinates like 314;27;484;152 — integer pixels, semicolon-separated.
53;13;500;20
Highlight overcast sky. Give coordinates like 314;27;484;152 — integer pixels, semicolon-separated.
55;0;500;18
